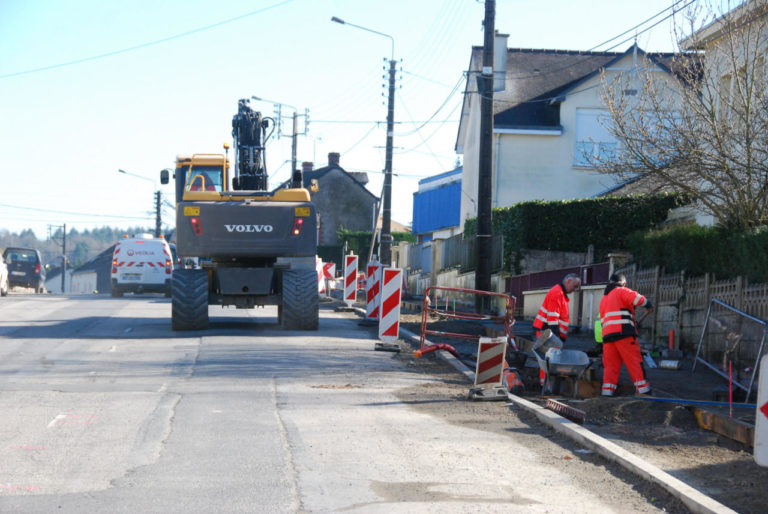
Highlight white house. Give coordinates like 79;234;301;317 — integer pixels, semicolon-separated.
455;43;685;228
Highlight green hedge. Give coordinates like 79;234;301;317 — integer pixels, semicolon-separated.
627;224;768;282
322;229;416;270
464;194;689;273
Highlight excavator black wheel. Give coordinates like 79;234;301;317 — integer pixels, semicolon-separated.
171;269;209;331
281;269;319;330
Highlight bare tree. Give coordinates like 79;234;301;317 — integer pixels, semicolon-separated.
593;0;768;231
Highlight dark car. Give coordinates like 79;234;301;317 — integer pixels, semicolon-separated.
3;247;45;293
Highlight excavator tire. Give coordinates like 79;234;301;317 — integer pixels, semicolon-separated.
281;269;319;330
171;269;209;331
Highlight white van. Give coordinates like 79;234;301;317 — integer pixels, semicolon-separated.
111;233;174;297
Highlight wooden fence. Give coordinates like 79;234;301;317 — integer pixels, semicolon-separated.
616;264;768;374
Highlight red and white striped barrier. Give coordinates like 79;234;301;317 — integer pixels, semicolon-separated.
378;268;403;344
343;255;358;307
474;337;507;386
315;258;326;294
365;260;381;320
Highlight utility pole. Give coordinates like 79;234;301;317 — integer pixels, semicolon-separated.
475;0;495;309
291;111;300;187
62;223;66;293
155;191;162;238
250;97;308;189
48;223;67;293
329;16;396;267
381;57;396;267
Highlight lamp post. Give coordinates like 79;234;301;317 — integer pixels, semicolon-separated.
118;169;162;237
331;16;396;267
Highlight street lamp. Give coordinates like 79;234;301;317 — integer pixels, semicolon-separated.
331;16;396;267
118;168;156;187
117;169;162;237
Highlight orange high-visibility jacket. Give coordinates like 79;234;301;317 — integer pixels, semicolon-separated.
533;284;570;340
599;285;649;342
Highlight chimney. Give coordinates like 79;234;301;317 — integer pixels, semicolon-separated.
328;152;340;167
302;161;313;174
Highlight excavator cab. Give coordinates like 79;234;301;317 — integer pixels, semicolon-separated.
161;154;228;203
185;166;222;192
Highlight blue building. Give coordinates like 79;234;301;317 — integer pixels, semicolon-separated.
412;167;462;242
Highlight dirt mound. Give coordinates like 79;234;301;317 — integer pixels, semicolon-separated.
574;398;700;430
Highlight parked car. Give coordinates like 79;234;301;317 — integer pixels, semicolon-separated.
0;254;8;296
2;247;45;293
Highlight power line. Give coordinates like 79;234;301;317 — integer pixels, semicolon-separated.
310;119;458;124
395;99;462;155
0;202;150;220
0;0;296;79
342;123;379;156
397;92;449;170
501;0;698;81
396;74;465;137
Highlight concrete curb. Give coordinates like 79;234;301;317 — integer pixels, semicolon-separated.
397;324;736;514
507;394;736;514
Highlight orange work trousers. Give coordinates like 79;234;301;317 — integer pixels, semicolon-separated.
601;336;650;396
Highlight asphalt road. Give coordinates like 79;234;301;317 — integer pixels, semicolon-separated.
0;294;674;513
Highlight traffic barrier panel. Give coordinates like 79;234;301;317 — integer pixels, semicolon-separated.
315;258;325;295
474;337;507;386
365;260;381;320
343;255;358;307
756;354;768;467
378;268;402;344
468;336;510;401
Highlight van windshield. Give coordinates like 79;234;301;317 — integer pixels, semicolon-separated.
185;165;224;192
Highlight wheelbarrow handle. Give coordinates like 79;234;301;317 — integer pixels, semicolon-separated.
636;309;652;327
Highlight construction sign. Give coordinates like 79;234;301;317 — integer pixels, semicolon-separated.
343;255;358;307
474;337;507;386
378;268;402;344
756;354;768;467
315;258;325;294
322;262;335;280
365;261;381;320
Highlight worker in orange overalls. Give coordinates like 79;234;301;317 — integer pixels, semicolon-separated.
599;273;653;396
532;273;581;389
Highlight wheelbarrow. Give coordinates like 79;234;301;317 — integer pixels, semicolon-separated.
532;329;592;397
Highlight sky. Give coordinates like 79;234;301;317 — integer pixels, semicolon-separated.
0;0;690;240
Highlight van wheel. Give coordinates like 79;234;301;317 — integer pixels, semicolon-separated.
0;277;8;297
281;270;319;330
36;283;45;294
171;269;209;330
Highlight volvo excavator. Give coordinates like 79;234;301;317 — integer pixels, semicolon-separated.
161;99;319;330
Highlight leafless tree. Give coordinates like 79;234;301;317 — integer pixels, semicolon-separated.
593;0;768;231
